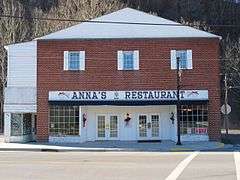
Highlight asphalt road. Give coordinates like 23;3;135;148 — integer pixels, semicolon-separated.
0;151;239;180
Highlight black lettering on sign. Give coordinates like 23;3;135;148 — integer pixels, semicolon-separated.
92;92;98;100
172;91;177;99
132;91;137;99
166;91;173;99
125;92;131;100
148;91;154;99
161;91;167;98
79;92;85;99
85;92;91;99
143;91;148;99
137;92;143;99
72;92;78;99
101;92;107;99
154;91;160;99
180;91;185;99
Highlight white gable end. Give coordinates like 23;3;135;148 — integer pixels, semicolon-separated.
37;8;221;40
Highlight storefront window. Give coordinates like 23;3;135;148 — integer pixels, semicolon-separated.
11;113;32;136
49;106;79;136
11;114;22;136
23;113;32;135
180;104;208;135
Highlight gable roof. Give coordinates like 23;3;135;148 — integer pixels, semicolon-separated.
37;8;221;40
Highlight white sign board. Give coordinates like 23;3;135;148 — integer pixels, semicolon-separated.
221;104;231;115
49;90;208;102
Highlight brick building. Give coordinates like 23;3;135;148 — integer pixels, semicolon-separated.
4;8;221;143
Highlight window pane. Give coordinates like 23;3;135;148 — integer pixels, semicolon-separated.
180;104;208;135
69;52;80;70
49;106;79;136
23;113;32;135
11;114;23;136
176;50;187;69
123;51;134;70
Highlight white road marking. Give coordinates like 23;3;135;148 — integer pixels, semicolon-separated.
234;152;240;180
165;151;199;180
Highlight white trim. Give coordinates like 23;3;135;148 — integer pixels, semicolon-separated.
187;50;193;69
63;51;69;70
117;51;123;70
134;50;139;70
80;51;85;70
171;50;177;69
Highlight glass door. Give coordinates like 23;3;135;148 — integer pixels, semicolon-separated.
138;114;160;140
109;115;118;139
97;115;119;140
97;115;106;140
139;115;147;139
151;115;160;139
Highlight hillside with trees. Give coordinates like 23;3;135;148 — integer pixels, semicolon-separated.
0;0;239;132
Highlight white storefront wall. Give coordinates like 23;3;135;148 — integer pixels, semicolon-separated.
50;105;177;143
49;105;209;143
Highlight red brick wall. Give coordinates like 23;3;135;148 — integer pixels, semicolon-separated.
37;38;221;141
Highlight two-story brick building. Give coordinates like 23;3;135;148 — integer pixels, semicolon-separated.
4;8;221;143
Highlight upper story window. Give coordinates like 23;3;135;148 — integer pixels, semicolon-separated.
170;50;192;70
123;51;134;70
118;50;139;70
69;52;80;70
64;51;85;71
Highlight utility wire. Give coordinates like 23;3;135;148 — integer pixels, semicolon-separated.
1;14;240;27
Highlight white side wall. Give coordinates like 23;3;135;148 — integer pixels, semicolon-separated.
4;41;37;142
6;41;37;87
4;41;37;113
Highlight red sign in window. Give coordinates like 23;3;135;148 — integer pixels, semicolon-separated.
195;128;208;134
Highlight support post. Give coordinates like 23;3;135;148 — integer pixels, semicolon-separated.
224;74;229;137
176;57;182;145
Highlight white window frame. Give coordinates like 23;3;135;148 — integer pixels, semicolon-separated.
170;49;192;70
118;50;139;70
64;51;85;71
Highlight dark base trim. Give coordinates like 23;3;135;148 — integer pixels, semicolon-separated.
49;100;208;106
138;140;162;143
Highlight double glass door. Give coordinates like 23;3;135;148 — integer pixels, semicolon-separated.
138;114;160;140
97;115;118;140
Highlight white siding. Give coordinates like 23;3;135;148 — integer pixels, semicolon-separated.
4;87;36;113
4;41;37;113
6;41;37;87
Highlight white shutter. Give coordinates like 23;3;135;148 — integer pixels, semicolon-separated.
64;51;69;70
133;50;139;70
80;51;85;70
187;50;193;69
170;50;177;69
117;51;123;70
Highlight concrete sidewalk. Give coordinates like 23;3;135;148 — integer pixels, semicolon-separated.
0;140;233;152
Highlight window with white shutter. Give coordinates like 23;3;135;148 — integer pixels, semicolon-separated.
63;51;85;71
117;50;139;70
